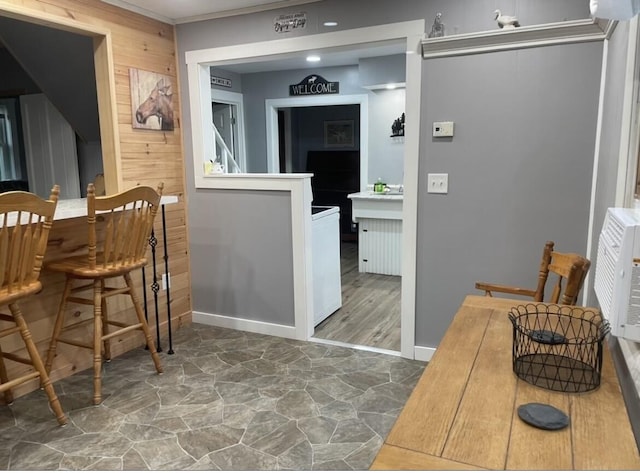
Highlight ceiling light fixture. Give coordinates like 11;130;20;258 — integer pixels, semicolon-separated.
323;21;338;26
386;84;397;90
306;55;321;62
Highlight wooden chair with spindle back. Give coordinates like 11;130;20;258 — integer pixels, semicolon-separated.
44;182;164;405
0;185;66;425
475;241;591;305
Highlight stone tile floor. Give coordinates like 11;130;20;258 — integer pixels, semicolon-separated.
0;324;426;470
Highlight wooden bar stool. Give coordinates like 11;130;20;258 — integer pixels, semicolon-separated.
0;185;66;425
45;183;164;405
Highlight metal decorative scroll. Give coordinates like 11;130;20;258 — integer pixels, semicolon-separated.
142;204;174;355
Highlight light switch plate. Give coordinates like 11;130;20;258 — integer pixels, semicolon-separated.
433;121;454;137
427;173;448;194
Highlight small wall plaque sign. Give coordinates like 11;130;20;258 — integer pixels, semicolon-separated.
290;74;339;96
211;76;232;88
274;12;307;33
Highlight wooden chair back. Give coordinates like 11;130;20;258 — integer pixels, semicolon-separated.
476;241;590;306
0;186;59;295
87;182;163;271
545;250;591;305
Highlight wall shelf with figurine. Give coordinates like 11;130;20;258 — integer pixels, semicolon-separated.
421;17;615;59
390;113;405;138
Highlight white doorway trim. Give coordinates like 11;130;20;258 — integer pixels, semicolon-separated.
212;89;247;172
185;19;424;359
265;94;369;190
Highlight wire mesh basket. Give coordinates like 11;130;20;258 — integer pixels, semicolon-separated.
508;304;610;393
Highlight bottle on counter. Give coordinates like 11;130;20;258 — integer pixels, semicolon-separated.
374;177;386;193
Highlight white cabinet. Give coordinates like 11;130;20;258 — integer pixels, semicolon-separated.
358;218;402;275
348;192;403;276
312;206;342;326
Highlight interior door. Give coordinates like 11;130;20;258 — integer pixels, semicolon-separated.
20;93;80;199
212;101;235;162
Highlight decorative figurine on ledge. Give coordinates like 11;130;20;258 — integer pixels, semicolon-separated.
428;12;445;38
494;9;521;29
391;113;405;137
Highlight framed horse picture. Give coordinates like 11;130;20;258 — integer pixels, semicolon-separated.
129;68;174;131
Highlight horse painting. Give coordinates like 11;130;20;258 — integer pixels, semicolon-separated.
130;69;174;131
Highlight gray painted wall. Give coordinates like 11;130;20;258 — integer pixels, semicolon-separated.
176;0;596;338
240;65;365;172
211;68;243;94
359;54;406;87
222;61;405;182
417;42;602;347
176;0;589;51
0;49;40;94
188;187;295;326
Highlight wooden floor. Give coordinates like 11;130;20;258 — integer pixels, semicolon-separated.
313;241;401;351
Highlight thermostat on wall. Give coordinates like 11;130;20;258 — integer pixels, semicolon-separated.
433;121;454;137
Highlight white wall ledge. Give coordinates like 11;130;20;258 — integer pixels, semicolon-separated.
421;18;616;59
196;173;313;191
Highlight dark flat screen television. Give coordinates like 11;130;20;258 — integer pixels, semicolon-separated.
306;150;360;239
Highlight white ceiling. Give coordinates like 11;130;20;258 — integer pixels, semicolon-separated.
100;0;323;24
213;40;407;74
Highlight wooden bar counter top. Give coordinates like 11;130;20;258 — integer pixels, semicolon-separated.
371;295;640;470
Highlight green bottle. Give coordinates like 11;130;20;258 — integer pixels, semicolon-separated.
374;178;386;193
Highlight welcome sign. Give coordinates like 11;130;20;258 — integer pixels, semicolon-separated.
289;74;339;96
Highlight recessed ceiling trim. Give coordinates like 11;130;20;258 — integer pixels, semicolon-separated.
99;0;322;25
173;0;322;24
100;0;174;24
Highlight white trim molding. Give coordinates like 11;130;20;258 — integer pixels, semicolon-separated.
265;94;369;188
211;89;247;172
621;16;640;207
414;345;436;362
185;19;425;359
193;311;298;339
422;18;615;59
193;174;313;341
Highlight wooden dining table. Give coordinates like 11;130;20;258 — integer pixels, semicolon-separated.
371;295;640;470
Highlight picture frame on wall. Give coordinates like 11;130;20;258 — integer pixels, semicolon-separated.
129;67;174;131
324;120;354;147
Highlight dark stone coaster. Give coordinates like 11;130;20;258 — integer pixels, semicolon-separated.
530;329;567;345
517;403;570;431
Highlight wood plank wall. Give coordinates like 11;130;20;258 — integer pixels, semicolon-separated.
0;0;191;398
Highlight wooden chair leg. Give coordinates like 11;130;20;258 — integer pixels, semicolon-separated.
0;343;14;405
124;272;163;375
100;279;111;362
92;280;104;405
9;303;66;426
45;277;74;375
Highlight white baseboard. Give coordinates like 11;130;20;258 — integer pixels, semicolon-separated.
192;311;297;339
414;345;436;362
